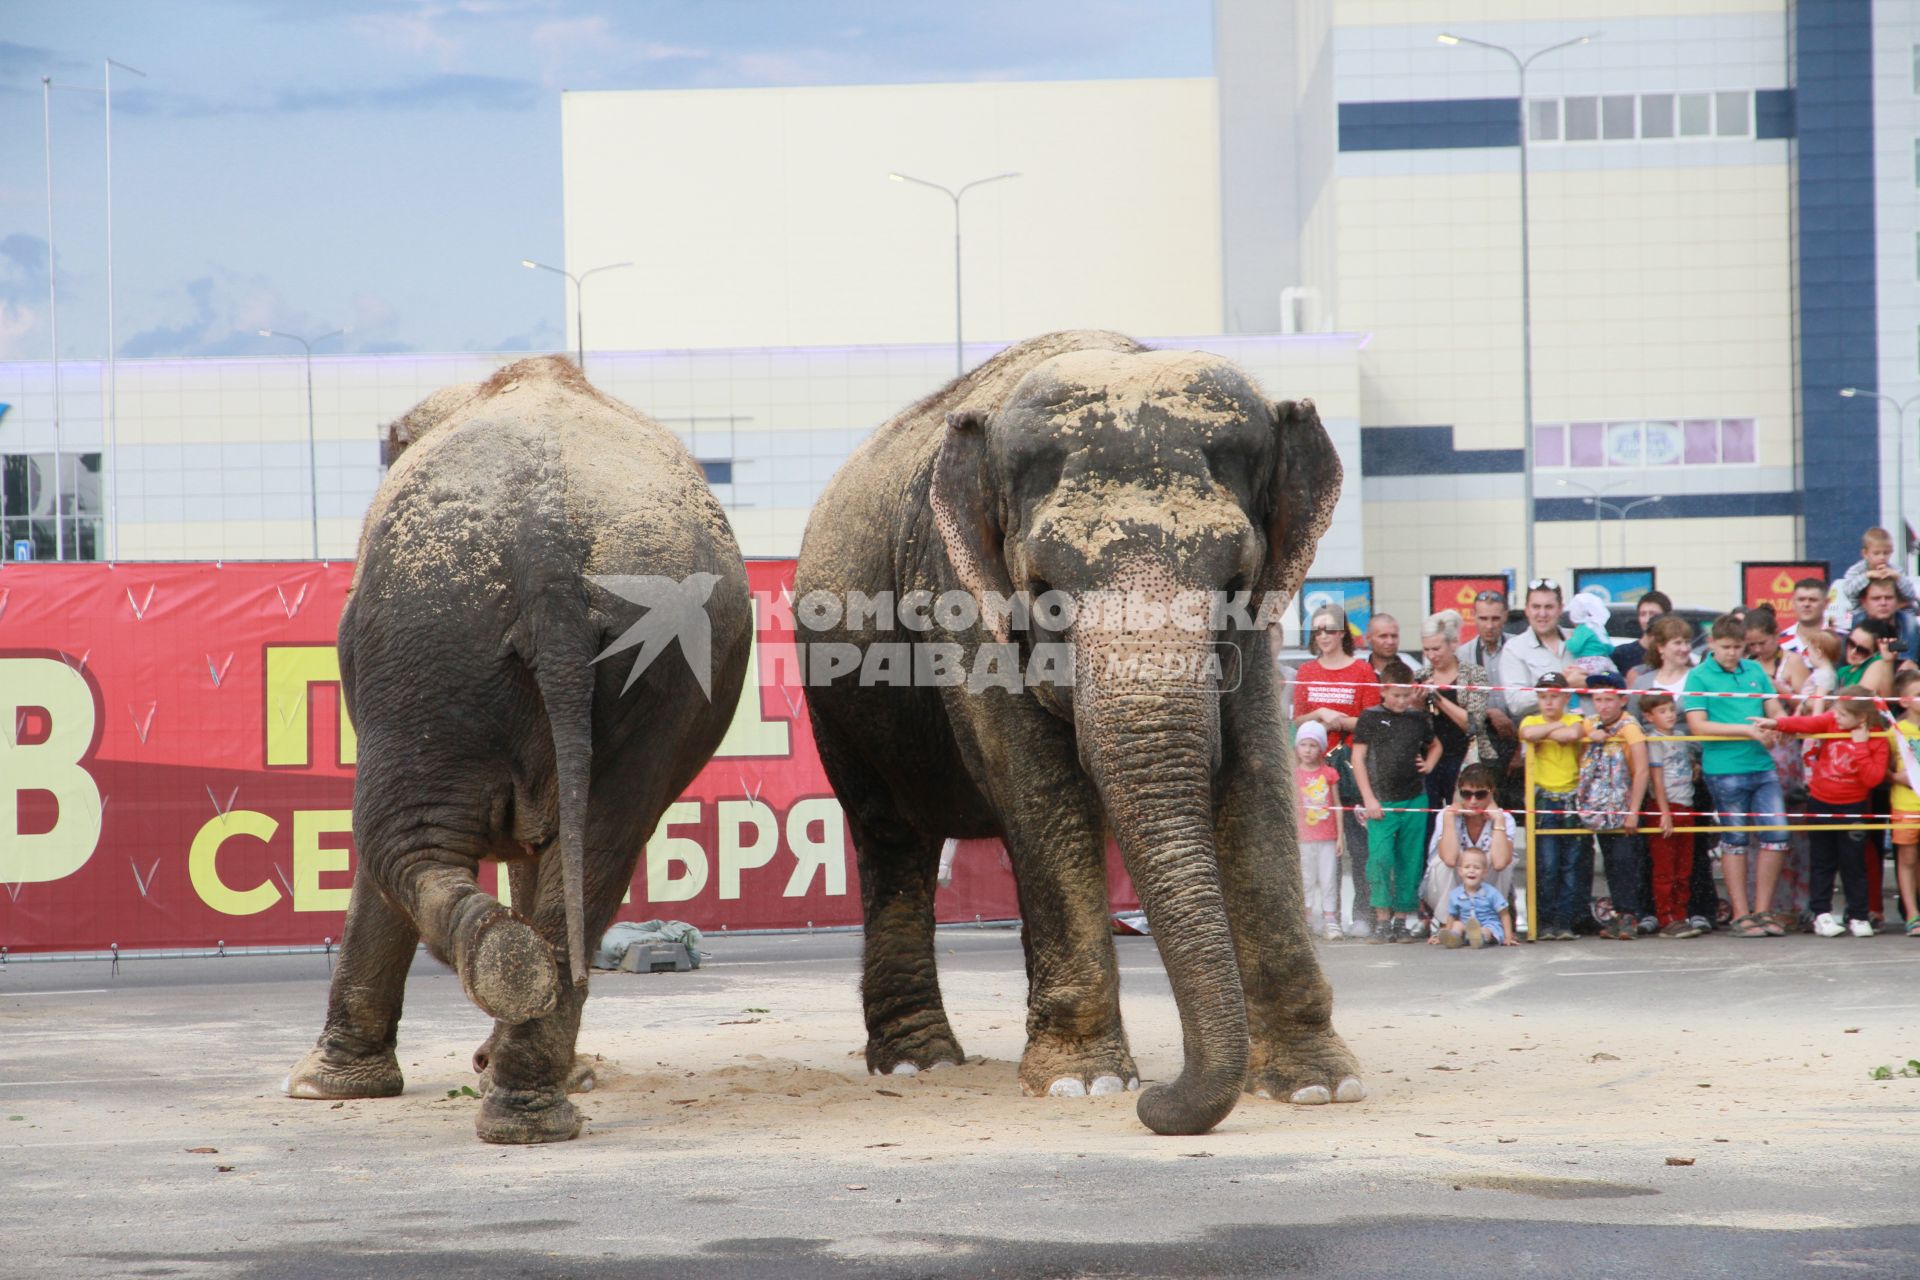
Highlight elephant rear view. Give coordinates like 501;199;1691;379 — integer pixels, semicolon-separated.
284;356;750;1144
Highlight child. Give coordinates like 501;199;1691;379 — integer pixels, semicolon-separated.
1755;687;1889;938
1519;672;1588;941
1566;592;1620;673
1884;669;1920;937
1685;615;1789;938
1582;673;1652;939
1429;847;1516;948
1351;658;1441;944
1840;526;1920;611
1801;630;1842;713
1424;762;1518;917
1640;692;1704;937
1295;721;1345;939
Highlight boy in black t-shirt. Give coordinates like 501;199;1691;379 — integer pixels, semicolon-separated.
1351;658;1441;942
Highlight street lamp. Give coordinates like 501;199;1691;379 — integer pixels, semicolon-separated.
1840;387;1920;573
888;170;1021;377
259;327;347;558
1439;30;1596;584
520;259;632;376
1606;494;1663;562
1555;476;1626;564
104;57;146;561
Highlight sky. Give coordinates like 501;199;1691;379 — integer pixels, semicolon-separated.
0;0;1213;361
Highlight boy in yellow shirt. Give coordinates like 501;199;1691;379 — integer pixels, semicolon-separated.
1519;672;1588;941
1887;669;1920;936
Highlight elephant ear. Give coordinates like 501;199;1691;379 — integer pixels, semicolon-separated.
931;408;1014;644
1254;397;1342;618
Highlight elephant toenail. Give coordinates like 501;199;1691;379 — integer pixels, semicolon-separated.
1089;1075;1124;1096
1254;1087;1273;1100
1047;1078;1088;1097
1289;1084;1333;1106
1335;1077;1367;1103
888;1062;920;1076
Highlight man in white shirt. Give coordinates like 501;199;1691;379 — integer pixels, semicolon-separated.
1499;579;1571;719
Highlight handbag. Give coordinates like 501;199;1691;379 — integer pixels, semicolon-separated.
1575;740;1632;832
1325;741;1363;807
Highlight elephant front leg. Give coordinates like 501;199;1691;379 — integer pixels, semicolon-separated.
997;773;1139;1098
851;809;966;1075
284;877;415;1100
1214;741;1364;1107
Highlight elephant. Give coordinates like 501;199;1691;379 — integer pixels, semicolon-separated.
284;356;751;1144
794;330;1362;1136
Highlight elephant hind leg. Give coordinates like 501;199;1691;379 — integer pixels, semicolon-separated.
285;876;415;1100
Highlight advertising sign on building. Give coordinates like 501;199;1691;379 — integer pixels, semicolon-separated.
1740;561;1829;614
1299;576;1373;636
1427;573;1511;616
1573;567;1657;605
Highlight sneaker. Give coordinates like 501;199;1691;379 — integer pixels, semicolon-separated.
1465;918;1487;949
1346;918;1373;940
1323;917;1343;941
1848;918;1875;939
1689;914;1714;934
1813;912;1847;938
1673;918;1705;939
1639;915;1659;935
1610;916;1637;941
1439;928;1467;949
1658;920;1692;939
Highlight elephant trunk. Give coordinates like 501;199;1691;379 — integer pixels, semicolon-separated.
1077;638;1246;1135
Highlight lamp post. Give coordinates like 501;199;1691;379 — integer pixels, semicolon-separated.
1555;476;1627;564
520;259;632;377
259;327;346;558
888;170;1021;377
1600;494;1663;562
41;75;63;562
1840;387;1920;573
1439;31;1596;585
104;57;145;561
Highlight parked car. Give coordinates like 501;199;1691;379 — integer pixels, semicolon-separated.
1503;602;1718;661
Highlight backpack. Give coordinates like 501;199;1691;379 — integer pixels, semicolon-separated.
1575;738;1633;832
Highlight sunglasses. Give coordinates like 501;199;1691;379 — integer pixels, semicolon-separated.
1474;590;1507;604
1311;626;1344;635
1848;638;1873;653
1458;788;1491;800
1527;577;1561;592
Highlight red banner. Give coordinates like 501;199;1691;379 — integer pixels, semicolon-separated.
1740;561;1829;614
0;561;1124;953
1427;574;1508;616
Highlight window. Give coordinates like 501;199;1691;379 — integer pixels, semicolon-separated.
1563;96;1599;141
1528;98;1559;141
1;452;103;561
1715;91;1750;137
1678;92;1712;136
1535;420;1757;470
1602;94;1637;139
1527;90;1753;144
698;459;734;486
1641;93;1675;138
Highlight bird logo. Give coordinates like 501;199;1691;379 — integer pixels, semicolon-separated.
588;573;722;699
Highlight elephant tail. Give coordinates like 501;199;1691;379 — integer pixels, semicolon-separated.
529;589;594;990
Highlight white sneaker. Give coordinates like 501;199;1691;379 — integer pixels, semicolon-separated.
1848;918;1875;938
1813;912;1846;938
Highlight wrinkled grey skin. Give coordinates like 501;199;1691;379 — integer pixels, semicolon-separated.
797;330;1362;1136
283;356;750;1144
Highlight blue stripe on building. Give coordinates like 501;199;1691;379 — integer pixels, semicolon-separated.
1359;425;1522;475
1338;99;1518;151
1534;492;1800;522
1790;2;1878;571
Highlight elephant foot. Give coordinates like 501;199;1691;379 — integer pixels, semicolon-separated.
1246;1027;1365;1107
458;909;559;1026
864;1014;965;1076
476;1052;598;1096
1019;1031;1140;1099
476;1086;582;1144
283;1045;404;1100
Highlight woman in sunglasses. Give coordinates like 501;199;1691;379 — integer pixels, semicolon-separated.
1294;605;1383;937
1422;762;1518;933
1836;617;1899;700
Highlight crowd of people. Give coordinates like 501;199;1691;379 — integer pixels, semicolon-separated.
1286;525;1920;946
